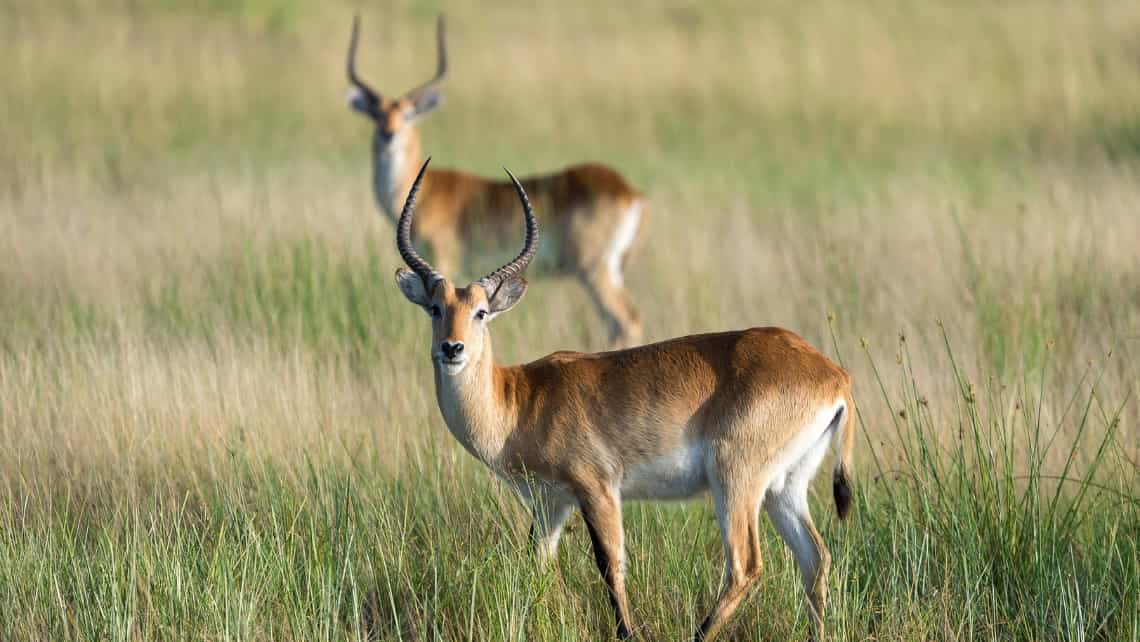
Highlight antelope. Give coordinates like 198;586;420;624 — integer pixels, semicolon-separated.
393;158;856;641
347;15;646;347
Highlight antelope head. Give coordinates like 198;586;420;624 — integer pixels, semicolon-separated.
346;15;447;147
394;159;537;376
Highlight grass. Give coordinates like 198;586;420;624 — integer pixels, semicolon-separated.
2;335;1134;640
1;1;1138;640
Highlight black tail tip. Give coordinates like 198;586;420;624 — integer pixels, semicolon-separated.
833;469;853;520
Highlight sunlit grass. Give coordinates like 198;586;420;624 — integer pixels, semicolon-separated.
1;333;1134;640
0;1;1137;640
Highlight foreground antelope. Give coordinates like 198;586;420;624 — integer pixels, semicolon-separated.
393;159;856;640
348;16;646;347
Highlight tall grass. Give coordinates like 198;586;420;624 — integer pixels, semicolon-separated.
1;333;1133;640
0;1;1137;640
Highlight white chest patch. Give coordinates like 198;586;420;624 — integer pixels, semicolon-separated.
373;138;408;220
620;442;708;501
435;372;506;468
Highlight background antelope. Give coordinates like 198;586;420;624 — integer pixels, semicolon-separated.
347;15;646;347
394;159;856;641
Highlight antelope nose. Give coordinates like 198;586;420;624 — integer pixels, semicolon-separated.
441;341;464;359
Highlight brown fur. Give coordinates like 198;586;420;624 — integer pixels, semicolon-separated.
384;19;854;638
396;274;856;641
350;18;645;346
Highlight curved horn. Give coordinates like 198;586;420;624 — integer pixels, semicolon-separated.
396;158;444;287
404;15;447;104
480;168;539;292
347;15;380;105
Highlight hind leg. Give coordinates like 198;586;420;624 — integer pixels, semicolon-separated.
578;267;642;348
764;482;831;640
695;468;766;641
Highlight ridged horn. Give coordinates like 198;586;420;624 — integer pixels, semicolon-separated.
396;158;443;287
404;15;447;106
479;168;539;295
347;15;380;106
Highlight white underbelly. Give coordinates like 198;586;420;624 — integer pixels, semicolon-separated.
620;443;709;501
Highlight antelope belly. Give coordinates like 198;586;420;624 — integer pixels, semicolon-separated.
620;443;708;500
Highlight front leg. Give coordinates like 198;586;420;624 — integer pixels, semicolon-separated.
528;492;575;567
580;487;634;639
428;235;460;278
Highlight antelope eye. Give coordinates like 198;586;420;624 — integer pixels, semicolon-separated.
429;305;442;319
475;309;488;321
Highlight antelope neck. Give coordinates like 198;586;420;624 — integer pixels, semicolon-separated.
431;332;517;467
372;128;423;225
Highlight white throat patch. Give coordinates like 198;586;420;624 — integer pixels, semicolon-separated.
373;132;409;220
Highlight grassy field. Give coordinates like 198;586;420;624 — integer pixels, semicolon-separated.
1;1;1138;639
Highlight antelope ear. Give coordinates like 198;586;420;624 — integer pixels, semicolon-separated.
485;277;527;319
395;268;432;307
407;88;442;119
347;86;379;117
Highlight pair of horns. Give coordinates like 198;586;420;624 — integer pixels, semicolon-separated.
396;158;539;293
347;15;447;107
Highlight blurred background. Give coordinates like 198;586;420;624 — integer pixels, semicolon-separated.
0;1;1137;639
